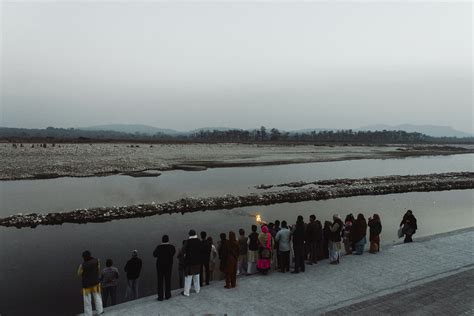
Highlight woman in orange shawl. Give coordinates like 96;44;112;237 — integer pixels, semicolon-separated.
257;225;273;274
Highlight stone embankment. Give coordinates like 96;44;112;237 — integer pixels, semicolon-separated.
1;172;472;229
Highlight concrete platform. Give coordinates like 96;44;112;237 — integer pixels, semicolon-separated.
97;228;474;316
325;267;474;315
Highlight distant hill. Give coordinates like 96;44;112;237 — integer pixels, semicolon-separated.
359;124;472;138
82;124;181;135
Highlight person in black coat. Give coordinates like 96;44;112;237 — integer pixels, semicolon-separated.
400;210;418;243
291;215;306;273
124;250;142;300
199;231;212;286
153;235;176;301
306;214;322;264
183;229;202;296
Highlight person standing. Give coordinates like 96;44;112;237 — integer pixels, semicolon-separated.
208;236;218;281
199;231;212;286
345;213;356;251
275;220;291;273
343;215;354;255
222;231;240;288
183;229;201;297
329;215;344;264
247;225;259;275
237;228;248;275
273;220;281;270
368;214;382;253
176;240;186;288
101;259;119;307
153;235;176;301
351;214;368;255
218;233;228;279
291;215;306;273
257;225;273;275
322;221;331;260
306;214;322;265
400;210;418;243
124;250;142;301
77;250;103;316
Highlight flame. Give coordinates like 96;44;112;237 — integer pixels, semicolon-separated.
256;214;262;224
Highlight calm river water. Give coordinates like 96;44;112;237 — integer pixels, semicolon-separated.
0;154;473;315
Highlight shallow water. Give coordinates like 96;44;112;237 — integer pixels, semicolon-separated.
1;154;473;216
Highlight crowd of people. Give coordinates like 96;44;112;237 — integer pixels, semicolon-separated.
77;210;418;316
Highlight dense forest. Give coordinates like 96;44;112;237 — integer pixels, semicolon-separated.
0;126;473;144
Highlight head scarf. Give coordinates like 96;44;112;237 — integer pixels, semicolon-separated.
261;225;271;249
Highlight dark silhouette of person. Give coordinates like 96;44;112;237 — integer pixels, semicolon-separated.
153;235;176;301
199;231;212;286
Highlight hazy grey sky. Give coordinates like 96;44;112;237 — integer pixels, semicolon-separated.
1;1;472;132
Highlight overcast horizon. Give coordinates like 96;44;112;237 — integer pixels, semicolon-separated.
1;2;472;133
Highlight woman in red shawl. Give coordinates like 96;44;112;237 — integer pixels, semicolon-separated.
257;225;273;275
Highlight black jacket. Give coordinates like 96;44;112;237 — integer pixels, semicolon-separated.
200;239;212;264
248;232;259;251
153;244;176;268
184;237;201;267
330;218;344;242
81;257;100;289
306;220;322;242
400;214;417;230
124;257;142;280
292;222;306;246
368;219;382;236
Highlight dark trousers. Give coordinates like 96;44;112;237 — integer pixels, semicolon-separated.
102;286;117;307
309;241;319;263
404;234;413;243
293;245;305;272
178;266;185;288
157;264;172;300
279;250;290;272
200;262;210;286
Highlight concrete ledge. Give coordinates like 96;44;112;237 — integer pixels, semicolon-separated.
91;227;474;316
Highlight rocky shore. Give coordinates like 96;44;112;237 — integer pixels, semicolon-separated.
1;143;472;180
1;172;472;229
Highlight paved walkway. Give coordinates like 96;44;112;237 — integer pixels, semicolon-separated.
100;228;474;316
325;267;474;315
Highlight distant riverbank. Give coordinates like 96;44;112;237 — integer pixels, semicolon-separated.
0;143;472;180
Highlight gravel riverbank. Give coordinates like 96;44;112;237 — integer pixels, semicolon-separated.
0;143;472;180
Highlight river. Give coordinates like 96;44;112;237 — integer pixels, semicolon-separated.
0;154;473;315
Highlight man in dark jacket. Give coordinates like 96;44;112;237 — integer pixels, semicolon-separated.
306;214;322;264
153;235;176;301
183;229;201;296
124;250;142;300
77;250;103;316
291;215;306;273
199;231;212;286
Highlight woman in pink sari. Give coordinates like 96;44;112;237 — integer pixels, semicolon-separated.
257;225;273;275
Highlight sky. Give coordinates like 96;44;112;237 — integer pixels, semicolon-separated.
1;1;472;132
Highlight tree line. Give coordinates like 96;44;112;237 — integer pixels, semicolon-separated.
0;126;473;144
